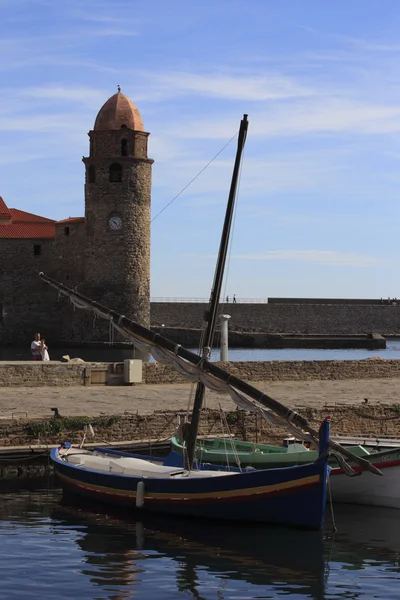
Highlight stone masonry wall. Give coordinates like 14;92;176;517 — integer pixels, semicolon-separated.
143;359;400;384
0;363;88;387
2;359;400;387
0;220;87;346
150;302;400;335
0;238;62;345
0;405;399;449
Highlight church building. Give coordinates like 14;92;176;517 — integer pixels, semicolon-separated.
0;89;153;348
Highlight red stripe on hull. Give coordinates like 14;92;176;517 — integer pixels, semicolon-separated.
331;457;400;476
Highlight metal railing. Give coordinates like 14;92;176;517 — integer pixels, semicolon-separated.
150;297;269;303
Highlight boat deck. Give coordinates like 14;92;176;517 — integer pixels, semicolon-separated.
59;449;235;479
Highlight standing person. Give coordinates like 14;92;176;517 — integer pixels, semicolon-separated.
226;295;229;303
41;339;50;361
233;294;236;303
31;333;42;361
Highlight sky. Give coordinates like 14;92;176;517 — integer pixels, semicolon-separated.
2;1;400;300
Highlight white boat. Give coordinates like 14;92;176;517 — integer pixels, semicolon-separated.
285;435;400;450
330;447;400;508
331;435;400;450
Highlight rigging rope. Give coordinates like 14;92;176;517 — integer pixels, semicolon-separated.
151;132;239;223
219;402;243;472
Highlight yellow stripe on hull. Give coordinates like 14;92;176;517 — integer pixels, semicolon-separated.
57;470;321;504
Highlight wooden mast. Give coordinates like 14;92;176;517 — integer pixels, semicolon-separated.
185;114;248;468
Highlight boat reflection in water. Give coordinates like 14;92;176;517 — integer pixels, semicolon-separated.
55;498;327;599
57;502;400;600
1;484;399;599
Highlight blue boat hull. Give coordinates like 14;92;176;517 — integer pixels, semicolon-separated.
50;448;330;530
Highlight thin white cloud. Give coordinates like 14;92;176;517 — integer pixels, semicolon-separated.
76;14;137;24
184;250;385;268
0;113;88;133
75;27;138;37
163;98;400;140
151;144;357;206
19;85;106;108
343;36;400;53
0;151;47;165
232;250;385;268
137;70;320;102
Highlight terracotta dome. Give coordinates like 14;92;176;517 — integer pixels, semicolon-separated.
94;89;144;131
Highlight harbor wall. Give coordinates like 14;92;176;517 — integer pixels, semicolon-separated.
150;327;385;350
150;302;400;335
2;300;400;351
2;359;400;387
0;405;399;454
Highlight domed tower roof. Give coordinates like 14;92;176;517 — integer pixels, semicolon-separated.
94;88;144;131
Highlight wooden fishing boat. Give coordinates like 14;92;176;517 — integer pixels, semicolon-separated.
170;435;374;469
42;114;379;529
50;424;331;530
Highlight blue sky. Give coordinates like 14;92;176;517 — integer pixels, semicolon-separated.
2;1;400;300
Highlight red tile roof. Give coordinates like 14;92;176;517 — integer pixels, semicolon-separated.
0;196;12;219
0;223;55;239
56;217;85;224
10;208;55;223
0;206;56;239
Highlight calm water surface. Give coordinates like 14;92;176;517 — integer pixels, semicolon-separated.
209;338;400;362
0;483;399;599
3;340;400;363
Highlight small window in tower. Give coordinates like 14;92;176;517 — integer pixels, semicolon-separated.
121;139;128;156
109;163;122;183
33;244;42;256
88;165;96;183
64;226;70;236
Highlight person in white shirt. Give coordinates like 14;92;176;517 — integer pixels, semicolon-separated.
31;333;42;361
41;339;50;361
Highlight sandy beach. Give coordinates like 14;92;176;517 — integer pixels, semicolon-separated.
1;377;400;419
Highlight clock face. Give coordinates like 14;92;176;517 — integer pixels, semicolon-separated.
108;216;122;230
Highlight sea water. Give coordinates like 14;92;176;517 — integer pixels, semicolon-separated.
0;483;399;600
207;338;400;362
3;339;400;363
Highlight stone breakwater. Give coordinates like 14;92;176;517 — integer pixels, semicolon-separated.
151;301;400;335
2;359;400;387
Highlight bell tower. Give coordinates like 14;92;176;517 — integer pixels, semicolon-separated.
82;87;153;329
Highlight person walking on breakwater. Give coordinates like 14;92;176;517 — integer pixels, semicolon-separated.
40;338;50;361
31;333;42;361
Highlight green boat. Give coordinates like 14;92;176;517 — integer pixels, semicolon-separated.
170;436;372;469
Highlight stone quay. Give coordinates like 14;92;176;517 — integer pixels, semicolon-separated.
0;359;400;480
